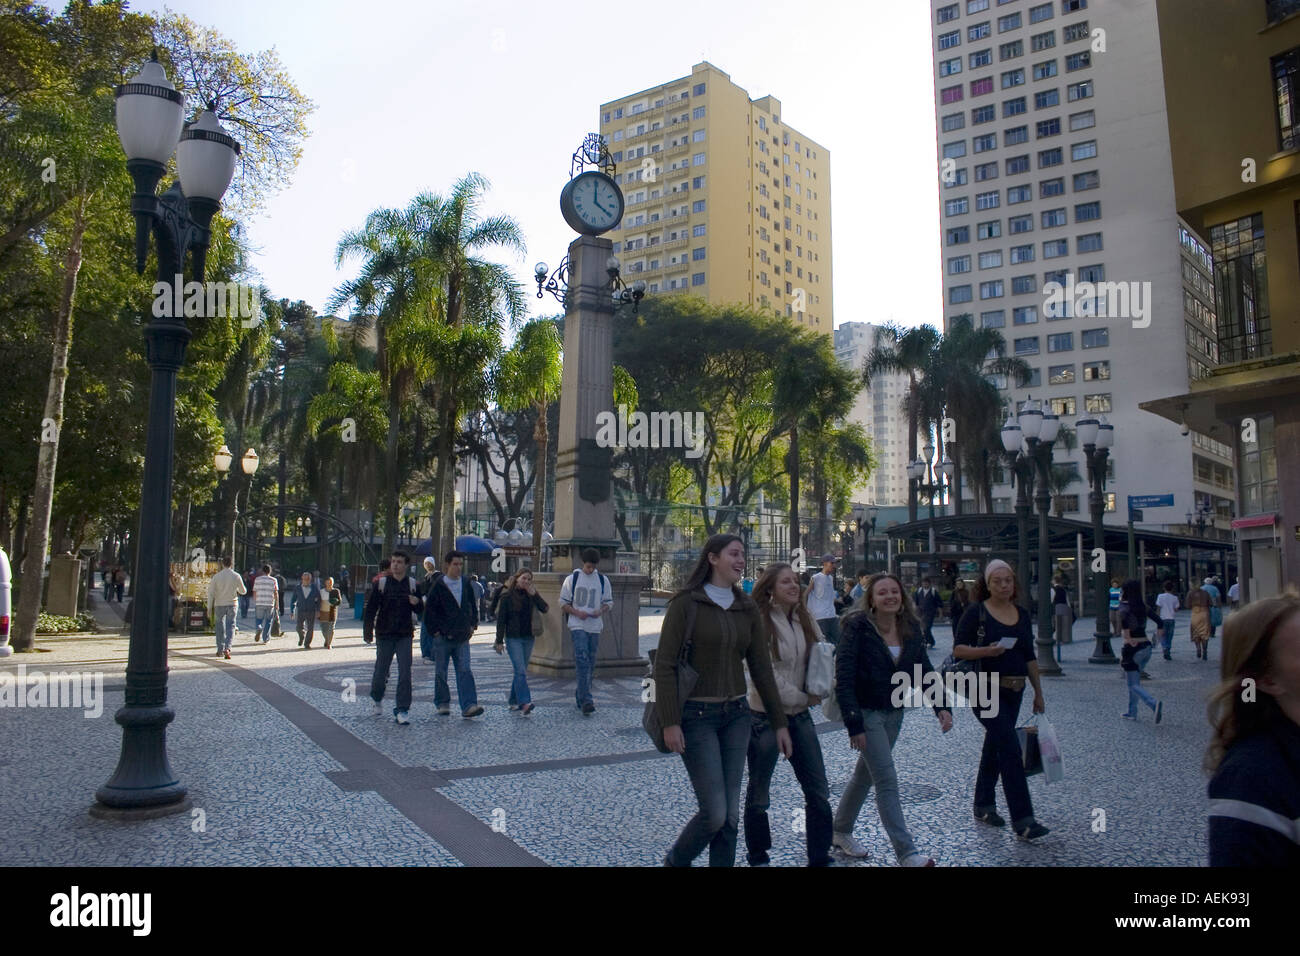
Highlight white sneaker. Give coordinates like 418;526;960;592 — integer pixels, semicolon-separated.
832;832;870;858
394;710;410;725
370;700;383;716
901;852;936;867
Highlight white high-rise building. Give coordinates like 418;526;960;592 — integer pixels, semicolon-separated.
929;0;1235;532
834;322;918;507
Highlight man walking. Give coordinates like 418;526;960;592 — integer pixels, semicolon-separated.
419;556;437;662
1155;579;1180;661
1227;577;1240;611
804;555;840;645
275;567;287;615
423;550;483;718
252;563;279;644
559;548;613;716
206;556;246;660
363;550;422;724
293;571;322;648
912;576;941;648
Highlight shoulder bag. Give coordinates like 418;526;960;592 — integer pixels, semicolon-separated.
643;598;699;753
940;602;987;678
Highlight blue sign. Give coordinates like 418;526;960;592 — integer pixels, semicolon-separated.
1128;494;1175;509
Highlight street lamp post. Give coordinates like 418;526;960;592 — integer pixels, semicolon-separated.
215;445;258;566
1078;416;1118;664
1001;412;1032;609
96;54;239;816
865;505;879;573
1024;400;1062;676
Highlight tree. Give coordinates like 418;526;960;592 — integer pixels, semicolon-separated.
1049;462;1082;518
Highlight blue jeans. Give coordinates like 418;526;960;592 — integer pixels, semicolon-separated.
1125;644;1158;716
1160;619;1175;653
744;708;832;866
570;628;599;707
371;635;413;714
667;698;751;867
239;593;249;618
254;605;275;642
420;618;433;661
817;617;841;646
433;635;477;711
505;636;535;706
974;687;1035;830
214;604;237;653
832;708;917;862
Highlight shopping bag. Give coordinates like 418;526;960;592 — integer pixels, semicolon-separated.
1038;717;1064;783
820;682;842;723
1017;719;1044;777
805;641;836;698
270;611;281;637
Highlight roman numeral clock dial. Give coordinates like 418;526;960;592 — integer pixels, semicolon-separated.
560;170;624;236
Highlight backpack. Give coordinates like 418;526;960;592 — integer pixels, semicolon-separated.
567;568;610;607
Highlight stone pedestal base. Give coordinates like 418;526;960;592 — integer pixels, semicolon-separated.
529;571;648;678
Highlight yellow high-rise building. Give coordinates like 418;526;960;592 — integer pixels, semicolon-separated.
598;62;833;334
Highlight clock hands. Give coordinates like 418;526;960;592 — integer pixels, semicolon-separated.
590;180;609;216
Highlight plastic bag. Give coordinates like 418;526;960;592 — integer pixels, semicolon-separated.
1038;716;1064;783
805;641;836;698
820;682;842;723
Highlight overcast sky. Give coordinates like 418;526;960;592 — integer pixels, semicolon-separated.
130;0;942;333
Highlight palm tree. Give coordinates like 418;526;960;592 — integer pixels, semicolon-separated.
1048;462;1083;517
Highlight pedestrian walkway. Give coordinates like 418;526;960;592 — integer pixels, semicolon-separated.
0;609;1218;866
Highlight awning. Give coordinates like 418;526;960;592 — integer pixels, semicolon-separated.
1231;514;1277;530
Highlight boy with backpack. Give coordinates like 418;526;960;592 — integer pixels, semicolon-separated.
363;550;423;724
559;548;614;716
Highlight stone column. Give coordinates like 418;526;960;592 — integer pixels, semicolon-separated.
530;235;648;679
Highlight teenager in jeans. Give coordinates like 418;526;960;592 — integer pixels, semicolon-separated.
1155;579;1180;661
493;569;547;715
423;550;483;719
363;550;422;725
560;548;613;716
742;563;834;867
804;555;840;645
656;535;790;867
1119;579;1165;723
832;572;952;866
953;559;1050;842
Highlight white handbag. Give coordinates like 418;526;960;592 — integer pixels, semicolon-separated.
805;640;836;698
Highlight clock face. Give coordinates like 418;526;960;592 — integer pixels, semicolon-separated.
561;171;624;235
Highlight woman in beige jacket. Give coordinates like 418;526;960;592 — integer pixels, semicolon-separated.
742;562;834;866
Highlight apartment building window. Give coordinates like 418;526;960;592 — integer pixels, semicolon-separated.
692;200;706;213
1210;212;1272;362
1014;305;1039;324
981;309;1007;328
1000;40;1024;60
997;12;1022;31
968;0;989;11
1067;79;1093;100
970;21;991;40
1009;213;1034;233
1050;396;1076;416
1040;177;1065;197
1003;96;1027;117
692;225;707;238
1047;332;1073;352
1002;69;1026;89
1071;139;1097;160
940;57;963;77
1031;30;1055;52
946;168;969;187
1073;200;1100;222
974;132;998;152
1039;147;1063;167
1015;336;1040;355
1010;243;1035;263
979;250;1003;268
970;48;993;68
1062;0;1087;11
1073;170;1100;190
1273;49;1300;149
692;272;705;286
1049;363;1074;384
976;190;1000;209
614;107;624;119
1044;238;1069;257
1008;184;1033;203
693;83;706;95
1084;393;1111;413
972;77;995;96
692;129;706;142
1081;327;1108;348
981;279;1005;298
1042;208;1067;227
978;219;1002;239
973;105;996;124
1065;51;1091;71
693;176;705;188
941;84;965;104
976;161;1000;181
1240;412;1278;514
942;112;966;133
1005;155;1030;175
946;197;970;215
1076;232;1103;253
1030;2;1053;21
1004;126;1029;147
1013;274;1036;293
692;106;706;119
1063;20;1090;42
948;225;971;245
1037;117;1061;137
951;285;974;303
949;255;973;274
1035;89;1060;108
692;152;705;165
938;4;960;23
1034;60;1058;80
1024;368;1043;387
1082;359;1109;380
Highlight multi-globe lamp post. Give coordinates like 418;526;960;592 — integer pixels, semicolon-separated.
1077;414;1118;664
214;444;258;567
906;438;954;563
1000;399;1063;676
94;53;240;817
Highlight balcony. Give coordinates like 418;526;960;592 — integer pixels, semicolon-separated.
659;236;688;250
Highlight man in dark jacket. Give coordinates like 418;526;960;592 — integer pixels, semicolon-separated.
912;578;942;648
423;550;483;718
363;550;422;724
293;571;323;648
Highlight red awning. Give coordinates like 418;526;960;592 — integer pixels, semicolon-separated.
1231;514;1277;530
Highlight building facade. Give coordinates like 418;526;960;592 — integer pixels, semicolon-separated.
599;62;833;333
929;0;1236;540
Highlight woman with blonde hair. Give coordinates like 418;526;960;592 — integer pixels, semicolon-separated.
493;568;548;715
1188;582;1211;660
742;563;834;866
832;571;952;865
1206;590;1300;866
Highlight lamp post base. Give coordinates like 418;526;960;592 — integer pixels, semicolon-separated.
93;703;188;814
1088;632;1119;664
90;795;192;822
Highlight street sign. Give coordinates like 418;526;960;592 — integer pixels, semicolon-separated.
1128;494;1174;509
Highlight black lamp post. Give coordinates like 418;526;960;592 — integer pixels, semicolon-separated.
1078;415;1118;664
864;505;879;572
1186;503;1212;537
215;445;258;564
95;54;239;817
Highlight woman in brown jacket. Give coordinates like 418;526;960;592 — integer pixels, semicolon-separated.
1188;584;1211;660
655;534;791;867
318;576;342;649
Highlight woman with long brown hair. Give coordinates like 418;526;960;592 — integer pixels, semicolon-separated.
1206;590;1300;866
831;572;952;865
1188;582;1212;660
493;568;548;716
741;563;834;866
953;559;1050;841
654;534;791;867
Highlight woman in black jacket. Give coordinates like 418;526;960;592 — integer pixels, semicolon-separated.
1118;579;1165;722
832;572;952;866
493;569;548;715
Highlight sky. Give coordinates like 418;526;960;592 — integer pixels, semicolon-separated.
129;0;943;334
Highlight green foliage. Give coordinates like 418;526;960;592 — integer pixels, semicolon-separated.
35;610;98;634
